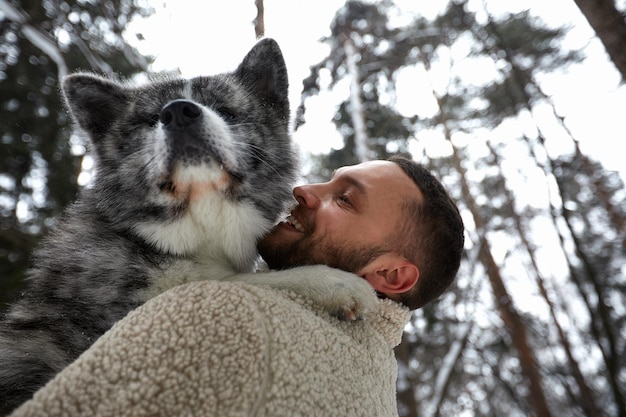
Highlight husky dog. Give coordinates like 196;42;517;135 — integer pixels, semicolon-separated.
0;38;376;414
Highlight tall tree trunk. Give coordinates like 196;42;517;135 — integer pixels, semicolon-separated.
486;142;604;417
343;36;370;162
484;14;625;414
476;239;553;417
454;145;554;417
426;323;472;417
522;117;625;417
514;74;625;417
558;195;626;417
253;0;264;39
542;91;626;415
417;38;554;414
546;189;626;417
572;0;626;82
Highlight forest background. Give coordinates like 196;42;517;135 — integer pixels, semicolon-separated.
1;0;625;416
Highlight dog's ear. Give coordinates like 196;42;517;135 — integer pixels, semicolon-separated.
234;38;289;118
62;73;130;142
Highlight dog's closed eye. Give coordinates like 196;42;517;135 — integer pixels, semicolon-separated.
149;114;160;127
216;107;236;122
129;113;160;128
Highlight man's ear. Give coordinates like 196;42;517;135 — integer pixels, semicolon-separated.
359;254;419;295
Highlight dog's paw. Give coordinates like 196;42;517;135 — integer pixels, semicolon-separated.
233;265;379;320
288;265;379;320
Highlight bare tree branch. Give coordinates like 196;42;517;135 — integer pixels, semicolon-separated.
254;0;265;39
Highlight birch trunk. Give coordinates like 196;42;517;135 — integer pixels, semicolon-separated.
343;36;369;162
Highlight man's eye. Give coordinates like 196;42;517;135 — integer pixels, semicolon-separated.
337;195;352;206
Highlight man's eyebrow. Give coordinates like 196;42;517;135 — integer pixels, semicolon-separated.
332;169;367;197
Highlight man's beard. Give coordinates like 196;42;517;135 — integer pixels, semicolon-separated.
258;229;387;274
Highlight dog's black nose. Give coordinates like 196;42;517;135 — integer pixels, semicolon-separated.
160;100;202;128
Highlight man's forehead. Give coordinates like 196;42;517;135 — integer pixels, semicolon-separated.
334;160;423;201
332;160;395;177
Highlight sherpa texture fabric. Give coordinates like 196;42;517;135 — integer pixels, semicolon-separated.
10;281;410;417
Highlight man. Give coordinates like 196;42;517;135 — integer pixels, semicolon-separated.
10;157;464;417
260;155;464;310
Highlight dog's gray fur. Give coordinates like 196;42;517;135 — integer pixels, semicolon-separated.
0;39;376;414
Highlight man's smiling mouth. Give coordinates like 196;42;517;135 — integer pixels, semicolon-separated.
286;214;305;232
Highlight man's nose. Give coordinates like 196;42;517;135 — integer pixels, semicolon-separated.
293;183;322;209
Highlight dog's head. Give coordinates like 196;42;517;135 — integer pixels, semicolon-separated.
62;38;298;271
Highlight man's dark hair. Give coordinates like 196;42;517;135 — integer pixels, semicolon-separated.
387;156;465;310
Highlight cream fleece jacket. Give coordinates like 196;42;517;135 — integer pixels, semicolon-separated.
10;281;410;417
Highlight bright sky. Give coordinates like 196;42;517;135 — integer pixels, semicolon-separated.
126;0;626;182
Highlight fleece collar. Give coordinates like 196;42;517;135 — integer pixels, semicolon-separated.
370;299;411;348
